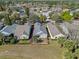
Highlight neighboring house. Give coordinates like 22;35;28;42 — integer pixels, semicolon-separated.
72;20;79;26
33;22;48;44
75;9;79;12
14;23;31;40
0;23;31;40
46;18;55;23
51;6;62;12
63;9;69;12
47;22;65;39
0;24;17;36
18;7;26;17
64;21;79;39
58;23;70;36
33;22;47;39
41;6;49;12
41;10;51;19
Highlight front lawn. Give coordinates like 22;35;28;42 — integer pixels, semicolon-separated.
0;41;65;59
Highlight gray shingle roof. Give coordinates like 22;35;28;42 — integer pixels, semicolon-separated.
47;23;62;36
0;23;31;38
33;22;47;36
14;23;31;39
63;21;79;39
24;23;31;36
0;24;17;36
59;23;69;35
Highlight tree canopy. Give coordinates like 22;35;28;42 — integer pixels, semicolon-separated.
39;14;46;22
64;40;76;52
60;11;73;22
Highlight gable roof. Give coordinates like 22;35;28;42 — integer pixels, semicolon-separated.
59;23;70;35
0;23;31;39
14;23;31;39
63;21;79;39
47;22;62;36
0;24;17;36
33;22;47;37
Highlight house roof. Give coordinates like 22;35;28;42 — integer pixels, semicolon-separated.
72;20;79;26
59;23;70;35
47;22;62;36
0;23;31;38
63;21;79;39
14;23;31;39
33;22;47;37
0;24;17;36
23;23;31;36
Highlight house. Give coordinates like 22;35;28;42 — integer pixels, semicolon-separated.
33;22;47;38
14;23;31;40
0;23;31;40
40;10;51;19
18;7;26;17
51;5;62;12
47;22;65;39
63;21;79;39
32;22;48;44
63;9;70;12
0;24;17;36
72;20;79;26
58;23;70;36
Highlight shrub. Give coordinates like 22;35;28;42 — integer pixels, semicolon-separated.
10;38;17;44
75;49;79;58
57;37;66;48
64;51;76;59
64;40;75;52
18;39;29;44
0;40;2;45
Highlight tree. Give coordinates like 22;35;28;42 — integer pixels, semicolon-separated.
10;11;20;23
6;7;12;15
21;15;28;23
64;40;75;52
39;14;46;22
0;12;8;20
29;14;40;23
74;12;79;19
4;14;12;25
64;51;76;59
10;11;20;20
0;33;3;45
49;12;59;21
10;38;17;44
75;49;79;58
0;5;6;11
57;37;66;48
0;14;4;20
25;8;29;17
60;11;73;22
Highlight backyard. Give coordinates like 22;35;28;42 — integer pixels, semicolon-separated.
0;41;65;59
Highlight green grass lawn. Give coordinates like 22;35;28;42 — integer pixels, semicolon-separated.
0;41;65;59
